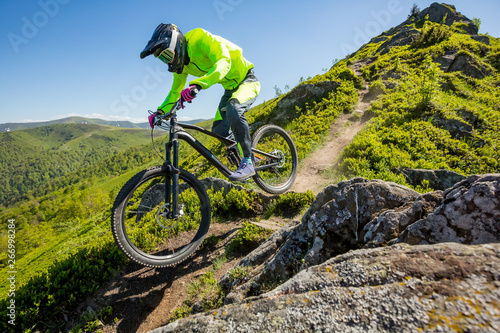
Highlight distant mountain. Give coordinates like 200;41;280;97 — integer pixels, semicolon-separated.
0;116;208;132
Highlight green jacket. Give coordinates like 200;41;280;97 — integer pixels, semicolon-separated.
158;28;254;112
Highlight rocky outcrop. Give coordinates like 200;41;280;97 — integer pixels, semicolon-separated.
151;243;500;333
448;53;492;79
220;174;500;302
350;2;486;70
416;3;478;34
397;168;466;190
276;81;340;110
378;25;419;55
151;174;500;332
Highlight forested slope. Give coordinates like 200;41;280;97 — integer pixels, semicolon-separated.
0;124;163;204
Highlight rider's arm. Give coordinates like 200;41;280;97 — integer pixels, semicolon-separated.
158;72;188;112
188;28;231;90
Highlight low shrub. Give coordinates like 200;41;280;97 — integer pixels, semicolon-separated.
225;221;272;258
208;188;262;218
267;191;315;218
412;22;452;48
228;266;249;282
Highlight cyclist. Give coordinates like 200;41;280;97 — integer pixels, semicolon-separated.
140;23;261;181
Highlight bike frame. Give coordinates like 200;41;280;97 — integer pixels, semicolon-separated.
158;102;280;218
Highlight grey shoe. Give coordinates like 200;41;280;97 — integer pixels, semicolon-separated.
228;161;255;181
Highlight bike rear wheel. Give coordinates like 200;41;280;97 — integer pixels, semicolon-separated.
112;166;210;267
252;124;298;194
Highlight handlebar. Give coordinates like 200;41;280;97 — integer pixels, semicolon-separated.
150;87;199;128
149;99;183;129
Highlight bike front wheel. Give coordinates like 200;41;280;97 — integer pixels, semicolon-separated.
112;166;210;267
252;124;298;194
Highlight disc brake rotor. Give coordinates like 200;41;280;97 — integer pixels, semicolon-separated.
155;203;185;229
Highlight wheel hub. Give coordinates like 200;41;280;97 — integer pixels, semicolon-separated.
271;149;286;168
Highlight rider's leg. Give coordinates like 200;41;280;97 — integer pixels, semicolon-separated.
211;90;233;138
226;77;261;181
225;96;256;159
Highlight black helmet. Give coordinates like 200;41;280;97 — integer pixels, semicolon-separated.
140;23;188;74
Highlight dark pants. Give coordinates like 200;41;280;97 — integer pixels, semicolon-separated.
211;70;261;158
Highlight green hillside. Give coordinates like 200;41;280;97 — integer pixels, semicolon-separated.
1;3;499;332
339;7;500;183
0;123;164;205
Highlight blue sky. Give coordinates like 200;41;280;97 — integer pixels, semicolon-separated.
1;0;499;124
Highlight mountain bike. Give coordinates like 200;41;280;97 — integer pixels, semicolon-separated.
111;100;298;267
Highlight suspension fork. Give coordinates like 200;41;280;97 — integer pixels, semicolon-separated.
165;126;180;219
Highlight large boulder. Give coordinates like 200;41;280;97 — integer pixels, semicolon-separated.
448;53;492;79
221;174;500;304
398;174;500;245
150;243;500;333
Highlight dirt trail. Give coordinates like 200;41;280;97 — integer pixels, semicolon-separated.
290;79;375;194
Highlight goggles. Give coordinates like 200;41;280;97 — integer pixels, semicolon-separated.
156;48;174;64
